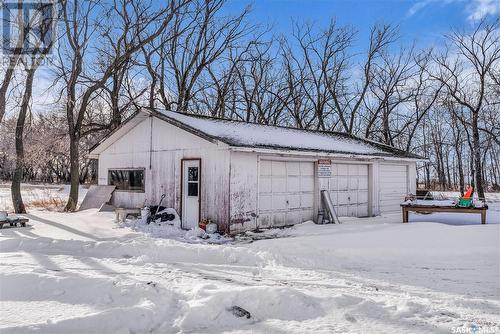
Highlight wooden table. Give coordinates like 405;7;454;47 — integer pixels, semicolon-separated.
401;204;488;224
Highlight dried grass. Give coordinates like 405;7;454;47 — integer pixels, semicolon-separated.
27;197;66;210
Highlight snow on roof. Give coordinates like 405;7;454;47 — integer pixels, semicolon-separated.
156;110;417;158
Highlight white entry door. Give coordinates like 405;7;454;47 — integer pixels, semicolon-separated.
182;159;200;229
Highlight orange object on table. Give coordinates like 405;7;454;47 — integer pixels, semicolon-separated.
463;186;473;199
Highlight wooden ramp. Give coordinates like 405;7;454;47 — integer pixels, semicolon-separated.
79;185;116;211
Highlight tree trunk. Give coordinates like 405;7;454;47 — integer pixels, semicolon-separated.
471;112;485;199
445;150;452;189
456;149;465;195
64;134;80;211
426;163;431;189
11;68;36;213
111;97;122;130
469;152;475;191
491;149;499;189
0;58;19;123
382;106;391;145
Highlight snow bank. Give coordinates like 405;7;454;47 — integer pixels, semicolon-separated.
0;234;272;268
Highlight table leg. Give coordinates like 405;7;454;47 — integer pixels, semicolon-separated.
402;208;409;223
481;210;486;224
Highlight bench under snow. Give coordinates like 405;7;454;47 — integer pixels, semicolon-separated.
0;216;30;229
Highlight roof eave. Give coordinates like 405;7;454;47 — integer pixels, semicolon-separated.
228;146;426;162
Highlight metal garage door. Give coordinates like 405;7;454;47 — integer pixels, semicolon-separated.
380;164;408;212
258;160;314;228
325;164;369;217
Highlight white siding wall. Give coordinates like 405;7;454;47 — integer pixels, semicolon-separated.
97;117;151;207
98;117;231;230
228;151;259;233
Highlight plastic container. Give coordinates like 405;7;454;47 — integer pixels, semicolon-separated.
458;198;473;208
0;211;7;221
206;223;218;234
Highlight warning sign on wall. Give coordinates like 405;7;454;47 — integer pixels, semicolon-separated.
318;159;332;178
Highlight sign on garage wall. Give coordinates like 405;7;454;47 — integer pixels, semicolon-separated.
318;159;332;178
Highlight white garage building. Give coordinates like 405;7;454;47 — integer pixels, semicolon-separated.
89;110;422;233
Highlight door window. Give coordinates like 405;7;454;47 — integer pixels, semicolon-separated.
187;167;199;196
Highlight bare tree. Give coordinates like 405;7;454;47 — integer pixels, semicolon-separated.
0;57;20;124
157;0;252;112
10;1;53;212
56;0;188;211
0;1;52;123
431;18;500;199
11;57;46;212
332;24;398;134
403;50;443;152
278;39;312;128
289;20;354;130
449;103;466;194
363;45;416;145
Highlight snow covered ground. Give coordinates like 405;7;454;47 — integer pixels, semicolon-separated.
0;189;499;333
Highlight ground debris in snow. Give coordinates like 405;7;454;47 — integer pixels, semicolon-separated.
228;305;252;319
119;213;232;244
344;313;357;323
233;224;300;243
